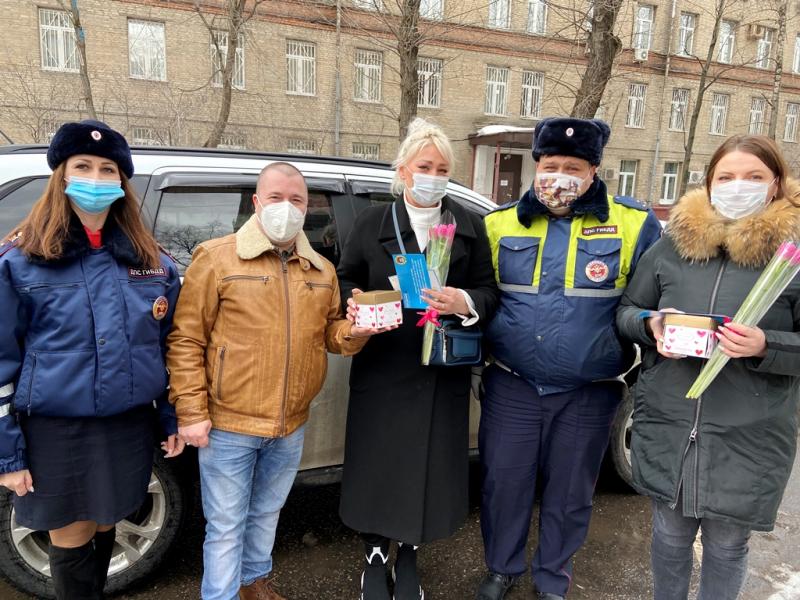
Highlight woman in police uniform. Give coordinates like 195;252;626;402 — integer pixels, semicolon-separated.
0;120;183;599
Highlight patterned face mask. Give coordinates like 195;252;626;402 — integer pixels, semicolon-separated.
534;173;589;209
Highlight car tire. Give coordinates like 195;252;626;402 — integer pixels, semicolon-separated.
609;385;635;489
0;451;188;599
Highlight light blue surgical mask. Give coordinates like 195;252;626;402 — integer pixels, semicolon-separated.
65;176;125;214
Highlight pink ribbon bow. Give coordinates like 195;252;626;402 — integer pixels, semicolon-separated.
416;308;441;328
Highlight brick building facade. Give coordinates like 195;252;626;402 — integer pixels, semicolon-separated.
1;0;799;207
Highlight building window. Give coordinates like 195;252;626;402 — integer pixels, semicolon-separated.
484;66;509;116
42;119;62;142
353;0;383;10
128;20;166;81
420;0;444;20
794;35;800;74
718;20;736;64
527;0;547;35
287;139;317;154
709;93;730;135
626;83;647;128
218;132;247;150
749;97;766;135
286;40;316;96
39;8;79;72
211;31;245;89
784;103;800;142
677;12;696;56
633;4;655;51
669;88;689;131
418;57;443;108
488;0;510;29
130;127;164;146
618;160;638;197
756;28;774;70
660;162;680;204
352;142;380;160
354;49;382;102
520;70;544;119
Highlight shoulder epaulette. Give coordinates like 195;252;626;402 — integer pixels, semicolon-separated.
612;195;649;212
0;233;21;258
487;200;520;216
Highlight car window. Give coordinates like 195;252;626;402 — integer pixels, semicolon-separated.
153;180;342;273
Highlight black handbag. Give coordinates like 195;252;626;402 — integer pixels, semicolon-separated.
427;317;483;367
391;202;483;367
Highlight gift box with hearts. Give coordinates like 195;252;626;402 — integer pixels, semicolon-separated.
662;314;720;359
353;290;403;329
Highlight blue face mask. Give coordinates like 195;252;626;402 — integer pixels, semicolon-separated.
65;176;125;214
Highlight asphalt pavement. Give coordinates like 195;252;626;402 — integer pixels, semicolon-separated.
1;456;798;600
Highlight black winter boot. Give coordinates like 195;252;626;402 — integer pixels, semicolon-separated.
392;542;424;600
93;528;116;593
49;539;102;600
361;536;391;600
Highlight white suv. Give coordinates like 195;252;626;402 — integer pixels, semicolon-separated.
0;145;635;598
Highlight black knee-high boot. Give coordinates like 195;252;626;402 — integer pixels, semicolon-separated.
361;534;391;600
93;528;116;594
49;539;102;600
393;542;423;600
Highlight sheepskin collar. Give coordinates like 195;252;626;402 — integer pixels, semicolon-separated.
667;180;800;268
235;214;325;270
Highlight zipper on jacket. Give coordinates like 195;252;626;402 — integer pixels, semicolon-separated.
221;275;272;283
305;281;333;290
280;252;291;436
216;347;226;402
670;259;727;511
21;283;81;293
26;353;37;416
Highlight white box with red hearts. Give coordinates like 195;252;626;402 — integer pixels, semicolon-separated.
353;290;403;329
662;314;719;359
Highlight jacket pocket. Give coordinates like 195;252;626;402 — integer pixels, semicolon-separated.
18;350;96;417
574;238;621;289
215;346;227;403
498;236;540;286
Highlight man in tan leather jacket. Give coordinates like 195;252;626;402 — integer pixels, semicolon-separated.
167;163;376;600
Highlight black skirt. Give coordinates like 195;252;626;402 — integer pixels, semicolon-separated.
14;405;156;532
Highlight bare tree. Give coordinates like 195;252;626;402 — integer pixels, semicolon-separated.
57;0;97;119
195;0;265;148
767;0;789;139
571;0;624;118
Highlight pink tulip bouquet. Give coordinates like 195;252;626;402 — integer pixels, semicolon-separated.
686;240;800;398
418;211;457;365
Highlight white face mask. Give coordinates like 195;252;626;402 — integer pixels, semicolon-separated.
256;198;306;245
409;172;448;207
710;179;774;220
535;172;589;209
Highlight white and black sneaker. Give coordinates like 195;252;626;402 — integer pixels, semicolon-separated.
360;542;391;600
392;543;424;600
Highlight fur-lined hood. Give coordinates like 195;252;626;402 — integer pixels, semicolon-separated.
667;179;800;268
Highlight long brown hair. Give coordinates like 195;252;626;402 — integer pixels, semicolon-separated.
10;164;161;268
705;135;799;206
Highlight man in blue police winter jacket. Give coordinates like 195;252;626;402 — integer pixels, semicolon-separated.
476;118;662;600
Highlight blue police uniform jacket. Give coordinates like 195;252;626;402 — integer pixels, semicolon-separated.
0;218;180;474
484;177;662;395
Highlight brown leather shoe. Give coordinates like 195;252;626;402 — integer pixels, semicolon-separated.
238;577;286;600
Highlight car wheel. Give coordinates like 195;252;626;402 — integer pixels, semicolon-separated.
0;451;187;598
609;385;634;489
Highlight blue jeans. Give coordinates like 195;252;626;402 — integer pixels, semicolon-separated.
651;499;751;600
199;426;305;600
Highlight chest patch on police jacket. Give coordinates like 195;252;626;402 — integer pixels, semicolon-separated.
128;267;167;279
581;225;618;236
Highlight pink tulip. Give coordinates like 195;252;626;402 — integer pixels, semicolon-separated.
780;242;797;261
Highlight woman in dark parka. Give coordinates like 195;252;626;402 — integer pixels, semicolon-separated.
337;119;499;600
616;135;800;600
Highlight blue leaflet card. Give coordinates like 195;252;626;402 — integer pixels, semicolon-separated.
393;254;431;309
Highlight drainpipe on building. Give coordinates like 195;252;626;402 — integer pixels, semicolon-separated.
334;0;342;156
646;0;678;206
492;143;501;203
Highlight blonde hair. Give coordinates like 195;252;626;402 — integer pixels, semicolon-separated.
391;118;455;196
